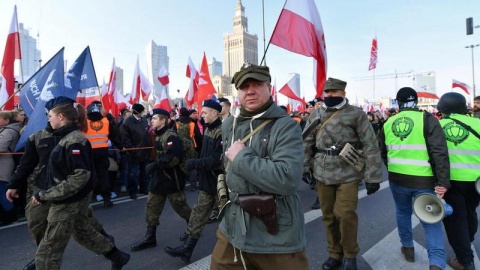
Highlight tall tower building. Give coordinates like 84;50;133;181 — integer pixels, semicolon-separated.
223;0;258;98
146;40;169;97
209;57;223;77
18;23;41;81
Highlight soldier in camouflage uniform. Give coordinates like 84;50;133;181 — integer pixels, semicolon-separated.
303;78;382;270
130;108;192;252
164;99;223;263
6;121;115;270
28;97;130;270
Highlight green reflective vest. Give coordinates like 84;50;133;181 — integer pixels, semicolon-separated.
384;110;433;176
440;114;480;182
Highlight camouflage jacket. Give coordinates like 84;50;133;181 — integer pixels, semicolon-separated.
303;102;382;185
34;124;94;204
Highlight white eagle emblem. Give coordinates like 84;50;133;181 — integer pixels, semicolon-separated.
39;69;58;101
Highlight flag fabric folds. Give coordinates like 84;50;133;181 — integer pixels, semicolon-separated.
17;48;69;151
368;36;378;71
185;56;198;107
157;64;170;86
0;5;22;110
66;46;99;107
196;53;217;106
129;57;152;104
278;75;305;104
106;58;117;117
452;79;471;95
270;0;327;98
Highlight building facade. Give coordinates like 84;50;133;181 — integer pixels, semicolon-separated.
146;40;169;98
18;23;41;81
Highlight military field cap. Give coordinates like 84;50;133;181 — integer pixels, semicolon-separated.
152;108;170;118
45;96;76;111
232;63;271;89
323;77;347;91
396;87;418;102
202;99;222;112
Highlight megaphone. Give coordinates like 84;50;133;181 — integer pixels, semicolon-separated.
413;193;453;224
476;177;480;195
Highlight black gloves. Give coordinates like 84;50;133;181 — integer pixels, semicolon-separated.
302;172;313;185
366;182;380;195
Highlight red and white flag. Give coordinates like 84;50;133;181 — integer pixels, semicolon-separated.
270;0;327;98
452;79;471;95
157;64;169;86
185;56;198;107
271;78;277;103
278;75;306;104
130;56;153;104
0;6;21;110
368;35;378;71
196;53;217;106
153;85;171;111
107;58;117;116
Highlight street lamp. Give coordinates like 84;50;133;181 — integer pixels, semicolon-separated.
465;44;480;98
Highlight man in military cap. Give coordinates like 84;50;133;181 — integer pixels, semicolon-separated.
210;64;309;269
314;97;324;109
379;87;449;270
218;97;232;121
303;77;382;270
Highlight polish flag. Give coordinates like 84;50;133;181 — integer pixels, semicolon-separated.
130;56;153;104
452;79;471;95
157;64;169;86
368;35;378;71
271;78;277;103
153;86;171;111
105;58;116;114
0;6;21;110
196;52;217;106
116;93;131;112
278;75;306;104
233;96;239;107
185;56;199;107
270;0;327;98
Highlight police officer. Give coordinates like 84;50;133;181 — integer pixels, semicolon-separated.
84;101;123;208
164;99;223;263
437;92;480;270
130;108;191;252
303;77;382;270
379;87;450;270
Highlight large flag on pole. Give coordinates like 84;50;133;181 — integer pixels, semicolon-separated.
106;58;117;116
368;35;378;71
0;5;22;110
196;52;217;106
158;64;170;86
129;56;152;104
270;0;327;98
16;48;67;150
185;56;198;107
66;46;99;107
452;79;471;95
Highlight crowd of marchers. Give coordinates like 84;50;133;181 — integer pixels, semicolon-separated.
1;66;480;270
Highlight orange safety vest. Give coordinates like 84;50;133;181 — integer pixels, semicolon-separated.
84;118;109;148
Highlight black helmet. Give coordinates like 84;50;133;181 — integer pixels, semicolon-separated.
437;92;468;114
87;102;103;121
396;87;418;103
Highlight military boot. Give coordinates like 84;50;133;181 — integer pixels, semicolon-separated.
164;235;198;263
104;246;130;270
100;229;115;244
22;258;35;270
130;226;156;251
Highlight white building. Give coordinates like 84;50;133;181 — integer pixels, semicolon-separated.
146;40;169;98
18;23;41;81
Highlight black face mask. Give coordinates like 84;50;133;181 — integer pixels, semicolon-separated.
324;96;344;107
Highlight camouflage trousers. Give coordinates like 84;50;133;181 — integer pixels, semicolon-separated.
25;200;104;246
187;190;215;239
35;192;114;270
145;191;191;227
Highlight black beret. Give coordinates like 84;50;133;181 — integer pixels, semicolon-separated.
152;108;170;118
132;103;145;114
218;97;230;103
180;107;190;117
189;109;197;114
324;77;347;91
232;63;271;89
45;96;76;111
202;99;222;112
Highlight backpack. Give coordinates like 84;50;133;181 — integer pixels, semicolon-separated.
159;126;197;175
176;122;198;160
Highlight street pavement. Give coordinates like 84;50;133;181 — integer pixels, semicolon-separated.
1;167;479;269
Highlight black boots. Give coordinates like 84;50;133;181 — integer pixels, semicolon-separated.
179;231;188;242
104;247;130;270
164;235;198;263
100;229;115;244
130;226;156;251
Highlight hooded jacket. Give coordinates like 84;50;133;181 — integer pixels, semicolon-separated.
219;103;306;254
0;121;22;182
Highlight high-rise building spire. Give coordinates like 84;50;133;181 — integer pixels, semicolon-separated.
233;0;248;33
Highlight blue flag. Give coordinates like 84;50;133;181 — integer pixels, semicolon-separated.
65;46;98;93
16;48;66;151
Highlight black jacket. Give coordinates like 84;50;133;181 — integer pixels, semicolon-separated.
120;115;152;162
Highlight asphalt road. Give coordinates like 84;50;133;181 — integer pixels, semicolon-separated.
1;167;479;270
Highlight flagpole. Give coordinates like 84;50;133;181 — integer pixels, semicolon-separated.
15;6;24;87
260;0;287;66
262;0;267;65
372;69;375;101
